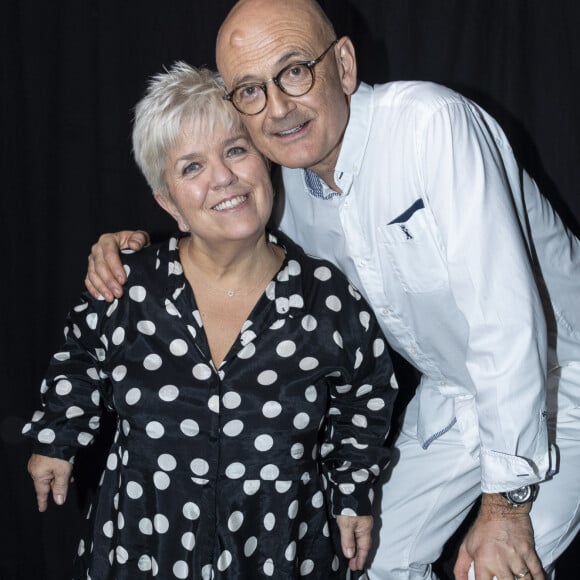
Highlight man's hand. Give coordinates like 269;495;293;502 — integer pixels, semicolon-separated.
454;493;544;580
85;230;150;301
27;454;74;512
336;514;373;571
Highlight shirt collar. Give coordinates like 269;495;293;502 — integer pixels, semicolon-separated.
301;81;374;198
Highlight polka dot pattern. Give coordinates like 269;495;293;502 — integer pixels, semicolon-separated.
23;234;393;578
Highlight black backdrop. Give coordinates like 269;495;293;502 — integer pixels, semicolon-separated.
1;1;579;578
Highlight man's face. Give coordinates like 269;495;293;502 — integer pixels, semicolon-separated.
216;4;357;180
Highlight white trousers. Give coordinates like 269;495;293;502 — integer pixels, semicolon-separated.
367;363;580;580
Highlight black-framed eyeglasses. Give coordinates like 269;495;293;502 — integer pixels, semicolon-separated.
223;40;338;116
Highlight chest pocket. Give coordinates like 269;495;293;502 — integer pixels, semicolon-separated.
378;199;449;293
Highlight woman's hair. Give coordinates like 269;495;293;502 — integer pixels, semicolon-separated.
132;61;245;195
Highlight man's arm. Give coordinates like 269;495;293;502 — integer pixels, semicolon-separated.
454;493;544;579
85;230;150;301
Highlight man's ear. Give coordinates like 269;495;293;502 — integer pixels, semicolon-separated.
154;192;189;232
336;36;358;96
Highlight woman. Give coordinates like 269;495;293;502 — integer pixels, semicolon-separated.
23;62;395;579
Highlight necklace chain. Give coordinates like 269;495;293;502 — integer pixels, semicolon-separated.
186;241;278;298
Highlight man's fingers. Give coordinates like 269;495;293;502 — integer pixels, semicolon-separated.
453;544;472;580
336;515;373;570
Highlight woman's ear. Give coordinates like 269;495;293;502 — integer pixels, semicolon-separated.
336;36;358;96
154;192;190;232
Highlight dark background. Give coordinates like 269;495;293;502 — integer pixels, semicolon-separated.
1;1;578;578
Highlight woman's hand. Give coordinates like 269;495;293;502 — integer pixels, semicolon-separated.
27;454;74;512
336;514;373;571
85;230;150;301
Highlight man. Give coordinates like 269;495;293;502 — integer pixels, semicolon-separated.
86;0;580;578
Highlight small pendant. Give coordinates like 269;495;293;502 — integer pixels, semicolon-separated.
227;290;235;298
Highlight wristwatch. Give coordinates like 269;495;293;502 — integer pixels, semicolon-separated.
500;484;539;507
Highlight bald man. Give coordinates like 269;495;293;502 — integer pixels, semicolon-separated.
87;1;580;578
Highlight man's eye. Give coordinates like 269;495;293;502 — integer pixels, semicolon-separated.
284;64;309;80
238;85;261;101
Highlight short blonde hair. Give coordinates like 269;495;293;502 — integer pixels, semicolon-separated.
132;61;245;195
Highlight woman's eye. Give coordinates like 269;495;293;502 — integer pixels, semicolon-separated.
183;162;199;175
227;146;246;157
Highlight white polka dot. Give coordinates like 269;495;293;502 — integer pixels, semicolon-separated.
225;462;246;479
289;294;304;308
158;454;177;471
112;327;125;345
356;384;372;397
145;421;164;439
102;520;114;538
332;331;344;348
208;395;220;413
222;392;241;409
86;313;98;330
244;536;258;557
312;490;324;508
144;354;162;371
299;522;308;539
359;311;370;330
153;471;170;490
339;483;356;495
269;319;285;330
138;555;152;571
260;464;279;480
290;443;304;459
223;420;244;437
287;259;301;276
117;512;125;529
314;266;332;281
300;560;315;575
368;397;385;411
158;384;179;401
65;406;84;419
217;550;233;572
237;343;256;359
55;379;72;396
137;320;156;335
352;414;368;428
181;532;195;550
127;481;143;499
285;541;297;561
139;518;153;535
254;434;274;451
173;561;189;579
373;337;386;357
116;546;129;564
352;469;370;483
275;481;292;493
190;458;209;476
257;370;278;385
129;286;146;302
111;365;127;383
301;315;318;331
326;295;342;312
37;428;56;444
262;401;282;418
263;558;275;576
125;388;141;405
299;357;319;371
276;340;296;357
243;480;261;495
293;413;310;430
228;511;244;532
169;339;188;357
304;385;317;402
288;500;299;519
336;384;352;394
182;502;200;520
106;453;118;470
192;363;212;380
153;514;169;533
180;419;200;437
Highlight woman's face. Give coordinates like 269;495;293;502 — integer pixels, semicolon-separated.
156;121;274;248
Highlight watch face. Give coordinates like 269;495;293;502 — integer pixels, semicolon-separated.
509;486;533;503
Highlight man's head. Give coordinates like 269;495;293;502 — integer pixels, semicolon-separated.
216;0;357;184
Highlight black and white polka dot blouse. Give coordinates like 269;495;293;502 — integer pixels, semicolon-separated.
23;231;395;579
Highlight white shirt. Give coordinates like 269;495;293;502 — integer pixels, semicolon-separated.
279;81;580;492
